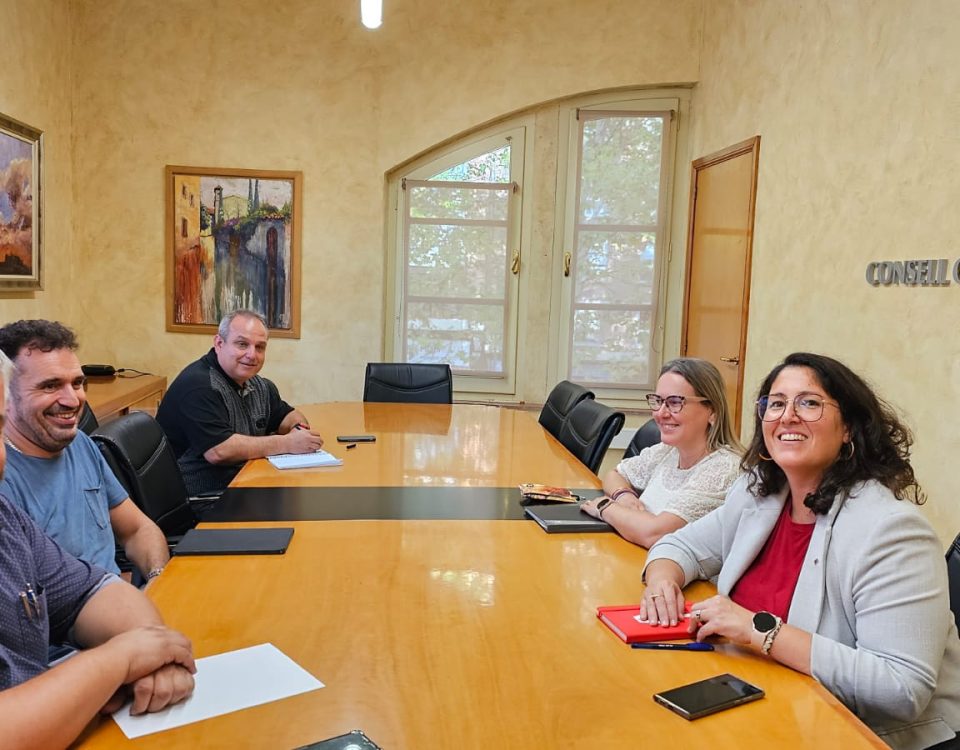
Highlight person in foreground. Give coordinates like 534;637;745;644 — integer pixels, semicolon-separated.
642;352;960;750
581;358;741;547
157;309;323;495
0;319;169;583
0;354;196;750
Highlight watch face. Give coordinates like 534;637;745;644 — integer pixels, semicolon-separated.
597;498;611;511
753;611;777;633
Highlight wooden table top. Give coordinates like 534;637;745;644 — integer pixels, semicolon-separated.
74;521;883;749
230;402;602;490
84;374;167;420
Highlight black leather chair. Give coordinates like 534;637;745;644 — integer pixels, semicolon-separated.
538;380;594;439
622;418;662;459
78;402;99;435
363;363;453;404
556;398;625;474
947;531;960;632
91;411;198;542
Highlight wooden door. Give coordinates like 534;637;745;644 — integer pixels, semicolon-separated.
681;137;760;432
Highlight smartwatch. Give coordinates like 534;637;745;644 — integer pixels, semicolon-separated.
596;497;613;519
752;611;783;655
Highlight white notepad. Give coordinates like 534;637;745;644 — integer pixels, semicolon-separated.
112;642;324;738
267;449;343;469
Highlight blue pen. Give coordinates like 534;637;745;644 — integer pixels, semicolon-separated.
632;641;714;651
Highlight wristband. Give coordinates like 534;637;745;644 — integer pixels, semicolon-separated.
146;567;165;581
610;487;639;502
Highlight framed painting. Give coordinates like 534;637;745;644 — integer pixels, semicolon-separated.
0;113;42;291
165;165;302;338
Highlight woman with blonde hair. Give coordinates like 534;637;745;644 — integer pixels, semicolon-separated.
581;358;741;548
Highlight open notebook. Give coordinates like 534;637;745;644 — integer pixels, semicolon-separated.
267;449;343;470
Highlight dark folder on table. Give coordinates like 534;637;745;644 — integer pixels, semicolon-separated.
524;503;613;533
173;527;295;556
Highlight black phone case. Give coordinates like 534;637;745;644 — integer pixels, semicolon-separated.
653;673;764;720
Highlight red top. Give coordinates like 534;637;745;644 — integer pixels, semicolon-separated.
729;501;815;621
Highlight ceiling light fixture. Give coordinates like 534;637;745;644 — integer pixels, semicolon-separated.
361;0;382;29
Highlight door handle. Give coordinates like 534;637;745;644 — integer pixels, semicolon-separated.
720;356;740;365
563;251;572;277
511;250;520;275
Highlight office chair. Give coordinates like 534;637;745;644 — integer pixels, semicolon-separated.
948;531;960;632
78;402;99;435
363;363;453;404
538;380;594;439
91;411;198;543
556;398;625;474
622;418;662;459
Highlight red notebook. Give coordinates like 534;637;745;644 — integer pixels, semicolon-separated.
597;602;695;643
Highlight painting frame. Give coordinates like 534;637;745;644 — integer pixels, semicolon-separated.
165;165;302;338
0;112;43;291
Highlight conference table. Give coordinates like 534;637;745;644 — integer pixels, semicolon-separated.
74;403;885;749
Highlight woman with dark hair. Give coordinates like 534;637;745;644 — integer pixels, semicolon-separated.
642;353;960;750
581;358;741;548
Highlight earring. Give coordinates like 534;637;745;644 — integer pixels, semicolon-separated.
759;451;773;462
842;441;856;460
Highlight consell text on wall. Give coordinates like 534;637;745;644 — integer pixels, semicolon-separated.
865;259;956;287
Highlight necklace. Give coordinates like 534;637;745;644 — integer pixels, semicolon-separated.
3;436;24;454
677;446;710;471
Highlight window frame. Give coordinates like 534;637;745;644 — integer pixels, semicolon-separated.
384;89;691;407
384;120;534;395
548;92;688;404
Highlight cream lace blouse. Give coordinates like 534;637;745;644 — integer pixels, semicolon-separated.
615;442;741;523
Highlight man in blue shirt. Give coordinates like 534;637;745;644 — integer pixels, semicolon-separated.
0;320;169;583
0;351;195;747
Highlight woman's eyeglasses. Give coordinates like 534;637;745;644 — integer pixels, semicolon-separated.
646;394;709;414
757;394;840;422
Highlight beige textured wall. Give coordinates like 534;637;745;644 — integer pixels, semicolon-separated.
691;0;960;544
0;1;75;325
66;0;702;403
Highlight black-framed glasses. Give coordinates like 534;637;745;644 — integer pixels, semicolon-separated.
646;394;709;414
757;393;840;422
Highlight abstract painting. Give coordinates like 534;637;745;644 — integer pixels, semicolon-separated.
165;165;302;337
0;113;42;291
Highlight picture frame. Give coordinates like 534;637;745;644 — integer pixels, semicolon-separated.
0;113;43;291
165;165;302;338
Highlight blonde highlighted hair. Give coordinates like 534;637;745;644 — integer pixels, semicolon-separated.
659;357;742;453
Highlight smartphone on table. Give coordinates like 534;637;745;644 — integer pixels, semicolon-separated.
653;673;764;720
336;435;376;443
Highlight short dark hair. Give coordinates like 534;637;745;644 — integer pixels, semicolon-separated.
0;319;79;360
743;352;923;513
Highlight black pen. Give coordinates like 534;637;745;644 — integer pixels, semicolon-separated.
345;443;357;450
632;641;714;651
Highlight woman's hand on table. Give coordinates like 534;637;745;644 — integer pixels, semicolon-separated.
580;497;609;519
639;560;686;626
688;594;754;644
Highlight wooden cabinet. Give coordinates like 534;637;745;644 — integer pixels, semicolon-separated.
84;375;167;424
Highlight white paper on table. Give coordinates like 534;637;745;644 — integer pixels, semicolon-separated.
112;642;324;739
267;449;343;469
